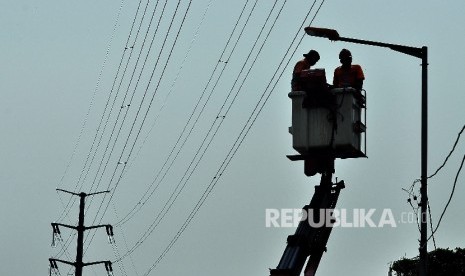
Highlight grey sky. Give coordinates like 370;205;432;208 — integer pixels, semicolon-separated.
1;0;465;275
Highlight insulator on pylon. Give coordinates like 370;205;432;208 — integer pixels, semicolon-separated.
106;225;115;243
105;261;113;276
52;223;61;235
51;224;62;247
105;225;114;236
49;259;58;270
51;233;56;248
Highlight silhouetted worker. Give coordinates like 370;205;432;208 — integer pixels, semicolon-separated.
290;51;334;176
292;50;320;91
333;49;364;90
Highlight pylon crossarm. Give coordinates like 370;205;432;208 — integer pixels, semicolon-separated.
84;224;111;231
56;189;80;196
52;222;77;230
85;190;111;197
49;258;75;267
83;260;111;267
56;189;110;197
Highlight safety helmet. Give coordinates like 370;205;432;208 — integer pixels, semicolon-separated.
303;50;320;61
339;49;352;59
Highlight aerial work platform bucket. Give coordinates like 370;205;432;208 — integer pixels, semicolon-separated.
288;87;366;160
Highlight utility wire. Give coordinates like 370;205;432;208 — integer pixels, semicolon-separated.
83;0;159;197
402;123;465;241
122;0;215;191
405;123;465;194
427;152;465;242
140;0;275;247
86;0;193;256
137;1;325;273
427;200;437;250
56;0;127;193
54;0;133;261
60;0;325;272
114;0;254;228
55;0;153;260
56;0;132;223
76;0;170;240
114;0;264;260
109;205;131;276
428;123;465;179
96;0;188;225
83;0;168;212
57;0;167;267
91;0;173;202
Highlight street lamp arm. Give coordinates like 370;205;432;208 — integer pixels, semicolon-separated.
304;26;424;59
337;36;423;59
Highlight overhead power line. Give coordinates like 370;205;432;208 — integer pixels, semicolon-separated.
56;0;127;193
123;0;215;185
135;1;326;273
402;123;465;248
115;0;261;228
56;0;131;223
428;123;465;179
83;0;165;198
114;0;280;261
82;0;170;213
57;1;328;274
85;0;194;258
54;0;134;263
427;152;465;242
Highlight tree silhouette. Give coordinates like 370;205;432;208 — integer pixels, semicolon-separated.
392;248;465;276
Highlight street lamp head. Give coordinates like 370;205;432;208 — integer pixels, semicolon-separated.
304;27;340;41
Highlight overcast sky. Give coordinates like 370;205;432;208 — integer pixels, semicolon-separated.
1;0;465;275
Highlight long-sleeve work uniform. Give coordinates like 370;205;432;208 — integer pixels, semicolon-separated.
333;64;364;90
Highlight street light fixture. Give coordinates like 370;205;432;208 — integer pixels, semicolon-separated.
305;26;428;276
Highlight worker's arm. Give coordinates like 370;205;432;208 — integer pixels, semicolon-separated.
292;61;305;90
354;79;363;90
332;68;340;87
354;65;365;90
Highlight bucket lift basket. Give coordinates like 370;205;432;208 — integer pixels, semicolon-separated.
288;87;367;160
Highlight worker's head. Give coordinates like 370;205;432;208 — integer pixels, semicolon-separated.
339;49;352;66
303;50;320;65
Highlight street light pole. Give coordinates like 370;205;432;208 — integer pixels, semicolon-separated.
420;45;428;276
305;27;428;276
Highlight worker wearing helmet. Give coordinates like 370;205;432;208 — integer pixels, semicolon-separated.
333;49;364;90
292;50;320;91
